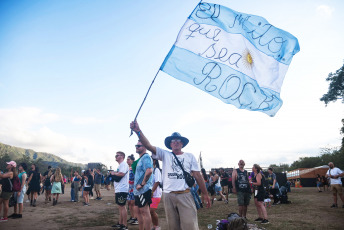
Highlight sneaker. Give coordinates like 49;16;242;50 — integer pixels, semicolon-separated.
12;214;22;219
7;213;16;218
127;217;135;224
261;219;269;224
155;227;161;230
218;198;222;201
0;217;8;222
131;218;139;225
224;200;228;204
84;203;89;206
119;225;128;230
111;223;121;228
254;217;263;222
342;205;344;208
330;204;338;208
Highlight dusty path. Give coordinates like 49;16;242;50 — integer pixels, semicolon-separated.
2;185;167;229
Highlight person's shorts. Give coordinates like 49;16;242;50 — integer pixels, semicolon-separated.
316;182;322;188
135;189;152;208
254;189;265;202
14;185;27;204
127;192;135;201
94;184;101;191
150;197;161;209
331;184;343;195
237;191;251;206
215;185;222;193
44;185;52;191
115;192;128;206
0;191;13;200
84;187;92;192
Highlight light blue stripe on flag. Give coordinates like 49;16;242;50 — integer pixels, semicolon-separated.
161;45;282;117
189;2;300;65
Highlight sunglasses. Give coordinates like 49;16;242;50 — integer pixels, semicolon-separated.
135;145;143;148
171;139;182;143
115;155;121;158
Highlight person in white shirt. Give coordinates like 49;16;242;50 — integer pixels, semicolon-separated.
130;120;211;230
111;151;129;230
150;159;163;230
326;162;344;208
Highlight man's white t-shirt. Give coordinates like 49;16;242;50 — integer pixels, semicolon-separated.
326;167;343;185
152;168;162;198
114;161;129;193
154;147;200;193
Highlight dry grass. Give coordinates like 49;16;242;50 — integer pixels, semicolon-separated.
2;187;343;229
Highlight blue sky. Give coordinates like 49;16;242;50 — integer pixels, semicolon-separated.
1;0;343;170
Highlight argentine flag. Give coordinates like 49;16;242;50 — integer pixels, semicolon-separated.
160;2;300;117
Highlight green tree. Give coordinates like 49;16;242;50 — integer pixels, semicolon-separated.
0;153;11;171
320;62;344;105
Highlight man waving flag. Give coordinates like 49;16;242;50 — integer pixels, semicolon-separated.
160;2;300;116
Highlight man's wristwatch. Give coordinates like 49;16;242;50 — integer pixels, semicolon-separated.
140;183;145;187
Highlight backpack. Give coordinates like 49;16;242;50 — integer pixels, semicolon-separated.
9;176;21;192
227;213;248;230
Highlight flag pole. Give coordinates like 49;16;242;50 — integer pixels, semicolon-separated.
130;69;160;137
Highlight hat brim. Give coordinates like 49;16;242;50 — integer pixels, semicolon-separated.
164;136;189;150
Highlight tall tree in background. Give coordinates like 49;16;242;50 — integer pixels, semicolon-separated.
320;62;344;154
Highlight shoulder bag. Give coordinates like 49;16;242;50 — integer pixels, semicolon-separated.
171;152;195;187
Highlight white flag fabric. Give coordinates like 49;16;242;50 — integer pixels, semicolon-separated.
160;2;300;116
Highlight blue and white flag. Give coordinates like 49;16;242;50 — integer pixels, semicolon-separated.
160;2;300;116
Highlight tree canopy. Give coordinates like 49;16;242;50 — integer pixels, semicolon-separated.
320;62;344;105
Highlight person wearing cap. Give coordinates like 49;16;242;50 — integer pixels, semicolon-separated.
130;121;211;230
0;161;18;222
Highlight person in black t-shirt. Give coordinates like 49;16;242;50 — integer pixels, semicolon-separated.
43;166;53;203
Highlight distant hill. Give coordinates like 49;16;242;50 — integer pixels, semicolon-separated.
0;142;86;168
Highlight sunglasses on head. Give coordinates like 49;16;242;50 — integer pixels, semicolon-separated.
135;145;143;148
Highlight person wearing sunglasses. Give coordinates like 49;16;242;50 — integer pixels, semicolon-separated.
130;120;211;230
133;141;153;230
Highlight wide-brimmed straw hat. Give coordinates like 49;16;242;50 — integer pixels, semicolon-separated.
164;132;189;150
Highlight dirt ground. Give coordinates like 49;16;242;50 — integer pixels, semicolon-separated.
1;186;344;229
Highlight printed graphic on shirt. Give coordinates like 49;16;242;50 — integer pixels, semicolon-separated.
168;156;185;180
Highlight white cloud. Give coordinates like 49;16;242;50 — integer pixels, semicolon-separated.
316;5;334;18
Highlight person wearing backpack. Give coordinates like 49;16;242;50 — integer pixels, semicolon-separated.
0;160;17;222
8;162;27;219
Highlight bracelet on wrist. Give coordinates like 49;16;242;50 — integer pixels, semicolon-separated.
136;130;141;137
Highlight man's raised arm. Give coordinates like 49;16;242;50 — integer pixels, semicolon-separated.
130;120;156;154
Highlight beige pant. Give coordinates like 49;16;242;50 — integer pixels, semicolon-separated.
163;192;199;230
331;184;343;195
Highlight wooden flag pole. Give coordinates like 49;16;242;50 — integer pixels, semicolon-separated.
130;69;160;137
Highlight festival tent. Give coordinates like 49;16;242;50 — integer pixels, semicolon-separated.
287;166;329;187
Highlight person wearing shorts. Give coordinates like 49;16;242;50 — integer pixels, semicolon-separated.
94;168;102;200
326;162;344;208
251;164;269;224
111;151;129;230
9;162;27;219
126;154;139;225
0;161;17;222
232;160;251;219
133;141;153;230
150;159;163;230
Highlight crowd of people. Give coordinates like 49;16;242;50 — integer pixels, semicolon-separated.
0;120;343;229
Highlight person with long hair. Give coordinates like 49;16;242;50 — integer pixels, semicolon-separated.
43;166;53;203
316;174;322;192
321;175;329;191
82;170;93;206
27;164;41;207
150;158;163;230
201;168;209;206
50;167;64;206
251;164;269;224
9;162;27;219
126;154;139;225
72;170;82;202
0;161;17;222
